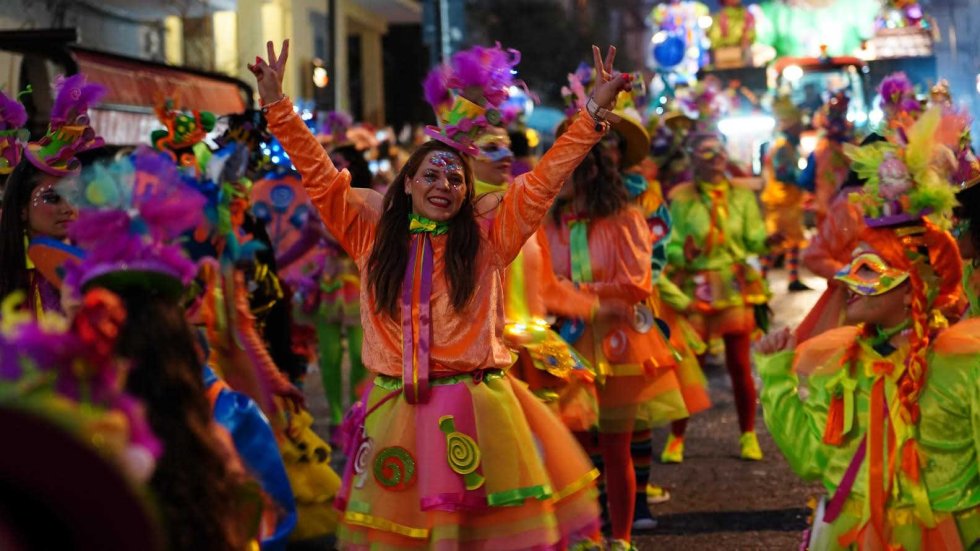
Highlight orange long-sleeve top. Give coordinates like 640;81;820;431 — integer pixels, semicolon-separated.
266;99;602;376
543;206;657;368
544;206;653;304
476;190;598;321
534;228;599;318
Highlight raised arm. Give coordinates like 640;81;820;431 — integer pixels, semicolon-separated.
251;40;380;260
489;46;633;264
491;112;604;263
755;329;830;481
802;200;863;279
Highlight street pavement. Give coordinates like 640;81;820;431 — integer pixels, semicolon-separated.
301;267;827;550
633;268;826;550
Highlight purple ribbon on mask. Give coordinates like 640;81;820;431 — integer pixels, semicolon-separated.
401;234;434;404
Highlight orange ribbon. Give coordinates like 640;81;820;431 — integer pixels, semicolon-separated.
867;360;897;548
703;184;729;253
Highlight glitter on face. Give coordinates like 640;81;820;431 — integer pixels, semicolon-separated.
31;184;62;208
428;151;463;174
414;151;466;190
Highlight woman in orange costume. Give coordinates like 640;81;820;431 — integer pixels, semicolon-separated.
633;177;712;464
545;137;684;550
798;134;889;342
251;40;633;549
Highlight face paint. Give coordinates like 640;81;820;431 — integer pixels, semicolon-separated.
479;144;514;163
32;184;63;207
428;151;463;174
834;252;909;296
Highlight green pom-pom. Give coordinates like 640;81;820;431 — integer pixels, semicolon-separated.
200;112;217;132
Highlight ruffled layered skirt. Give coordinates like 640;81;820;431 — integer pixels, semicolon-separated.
637;298;710;428
335;370;600;550
562;298;689;433
672;263;769;339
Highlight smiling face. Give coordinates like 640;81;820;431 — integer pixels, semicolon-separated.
24;173;77;239
404;150;468;221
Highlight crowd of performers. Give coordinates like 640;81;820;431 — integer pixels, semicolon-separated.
1;34;980;551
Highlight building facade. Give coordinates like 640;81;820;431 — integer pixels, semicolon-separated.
0;0;422;128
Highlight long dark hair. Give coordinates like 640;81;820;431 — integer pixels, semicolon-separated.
331;144;373;189
0;160;44;301
113;290;251;551
552;144;629;223
366;141;480;316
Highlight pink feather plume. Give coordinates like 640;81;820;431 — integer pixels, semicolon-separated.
0;90;27;130
50;74;107;129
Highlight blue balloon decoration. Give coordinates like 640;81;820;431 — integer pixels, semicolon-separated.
653;34;686;69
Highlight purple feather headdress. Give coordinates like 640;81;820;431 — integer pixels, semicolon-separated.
0;89;27;130
446;43;521;107
25;74;106;176
422;43;522;155
49;74;107;130
62;147;205;296
423;63;452;111
0;88;28;174
321;111;354;143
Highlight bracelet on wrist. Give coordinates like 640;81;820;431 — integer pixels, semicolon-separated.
585;97;610;132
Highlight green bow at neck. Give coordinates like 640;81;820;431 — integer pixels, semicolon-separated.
865;319;911;357
408;214;449;235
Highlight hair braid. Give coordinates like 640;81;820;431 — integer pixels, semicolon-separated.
898;272;928;424
857;221;963;428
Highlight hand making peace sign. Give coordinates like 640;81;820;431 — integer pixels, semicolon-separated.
589;45;634;123
248;40;291;105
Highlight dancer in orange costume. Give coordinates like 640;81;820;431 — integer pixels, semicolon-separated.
545;133;685;548
761;95;809;292
469;126;612;429
252;39;634;549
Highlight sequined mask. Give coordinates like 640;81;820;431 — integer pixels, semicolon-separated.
474;135;513;163
834;251;909;296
